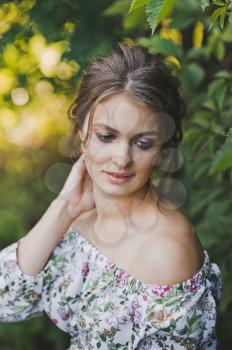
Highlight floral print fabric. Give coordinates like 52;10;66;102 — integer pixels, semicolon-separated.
0;227;223;349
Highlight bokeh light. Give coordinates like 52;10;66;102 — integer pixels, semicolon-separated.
0;68;16;94
35;80;54;95
44;162;72;194
39;47;62;77
0;107;17;128
11;88;29;106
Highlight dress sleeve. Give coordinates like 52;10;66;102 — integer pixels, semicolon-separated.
139;304;218;350
0;239;44;322
138;260;223;349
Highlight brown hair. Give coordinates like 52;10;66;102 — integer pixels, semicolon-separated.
67;43;186;206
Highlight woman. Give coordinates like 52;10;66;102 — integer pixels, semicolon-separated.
0;44;222;349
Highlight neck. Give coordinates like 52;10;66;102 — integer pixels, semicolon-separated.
92;180;159;244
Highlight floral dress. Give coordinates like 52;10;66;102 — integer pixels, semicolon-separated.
0;227;223;349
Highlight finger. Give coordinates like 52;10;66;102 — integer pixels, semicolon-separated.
78;153;86;162
73;154;86;171
59;157;87;197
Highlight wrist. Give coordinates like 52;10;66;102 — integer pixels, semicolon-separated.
52;197;82;221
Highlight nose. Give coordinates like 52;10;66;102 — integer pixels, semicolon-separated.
111;142;133;169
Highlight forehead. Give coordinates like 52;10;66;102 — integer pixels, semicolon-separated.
91;92;159;134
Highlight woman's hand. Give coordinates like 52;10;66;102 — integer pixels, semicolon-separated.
56;154;95;220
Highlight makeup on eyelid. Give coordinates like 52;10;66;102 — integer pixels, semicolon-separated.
93;122;159;149
95;133;156;150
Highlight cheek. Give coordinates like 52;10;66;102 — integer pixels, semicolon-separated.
136;161;153;180
136;149;160;169
83;140;109;176
84;137;160;175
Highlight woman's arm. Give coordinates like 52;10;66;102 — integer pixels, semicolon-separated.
0;240;44;322
16;153;95;277
17;198;74;276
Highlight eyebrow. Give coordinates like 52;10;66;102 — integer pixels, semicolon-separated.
93;123;159;137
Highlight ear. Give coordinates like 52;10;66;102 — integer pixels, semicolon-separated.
78;130;84;142
78;112;90;142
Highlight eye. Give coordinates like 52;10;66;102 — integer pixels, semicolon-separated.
96;133;115;142
96;133;155;150
136;141;154;150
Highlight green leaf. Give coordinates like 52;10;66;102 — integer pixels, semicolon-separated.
123;6;147;30
137;36;182;57
103;302;112;312
170;0;200;29
219;11;226;29
216;84;227;110
202;99;217;111
146;0;165;33
211;122;226;136
207;78;225;97
200;0;210;11
163;295;183;306
208;7;227;30
103;0;130;16
216;41;225;61
214;70;231;79
128;0;150;14
176;325;188;336
169;12;194;29
184;128;207;155
170;319;177;327
146;0;177;34
155;0;177;25
194;111;212;128
189;188;223;217
200;0;209;11
190;320;202;333
182;63;205;88
229;11;232;23
210;128;232;174
222;23;232;41
186;47;205;60
213;0;226;6
187;310;200;327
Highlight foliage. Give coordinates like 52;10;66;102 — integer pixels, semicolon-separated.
0;0;231;349
106;0;232;349
0;0;120;349
128;0;232;32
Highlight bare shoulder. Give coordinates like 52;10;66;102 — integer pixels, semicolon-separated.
146;208;205;285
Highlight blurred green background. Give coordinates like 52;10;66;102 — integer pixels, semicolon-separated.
0;0;231;349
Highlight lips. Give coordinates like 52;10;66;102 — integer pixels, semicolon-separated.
105;171;134;185
104;171;134;178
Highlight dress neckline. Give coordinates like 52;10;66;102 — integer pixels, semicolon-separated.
68;226;210;294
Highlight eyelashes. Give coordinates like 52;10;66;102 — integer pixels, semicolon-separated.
96;133;155;150
96;133;116;143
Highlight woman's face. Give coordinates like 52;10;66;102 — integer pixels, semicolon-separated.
79;92;162;196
